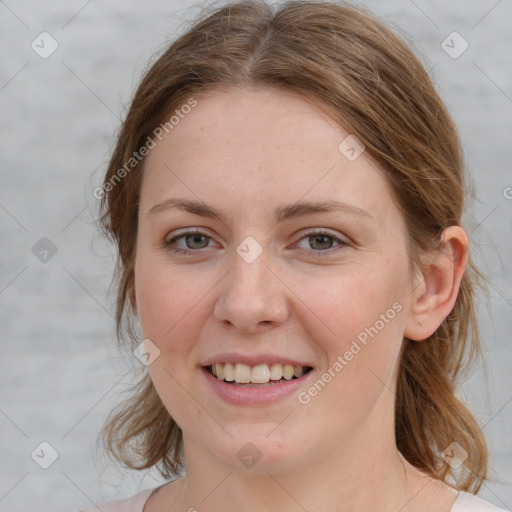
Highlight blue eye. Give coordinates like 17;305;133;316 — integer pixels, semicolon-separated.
164;228;347;256
164;229;214;254
294;230;347;256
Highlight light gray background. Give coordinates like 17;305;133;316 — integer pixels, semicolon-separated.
0;1;511;511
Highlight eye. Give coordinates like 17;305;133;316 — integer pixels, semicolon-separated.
293;229;347;256
164;228;215;254
163;228;348;256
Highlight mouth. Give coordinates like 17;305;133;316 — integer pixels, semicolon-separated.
204;362;314;387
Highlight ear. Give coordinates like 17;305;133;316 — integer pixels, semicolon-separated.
404;226;469;341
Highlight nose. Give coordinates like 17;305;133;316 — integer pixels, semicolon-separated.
213;244;289;334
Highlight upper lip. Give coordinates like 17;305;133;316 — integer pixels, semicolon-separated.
201;352;314;368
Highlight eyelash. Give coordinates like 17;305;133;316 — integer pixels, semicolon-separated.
164;228;348;257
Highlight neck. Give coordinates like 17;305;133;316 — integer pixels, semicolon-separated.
171;415;428;512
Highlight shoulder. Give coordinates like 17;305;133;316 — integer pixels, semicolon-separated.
451;491;510;512
75;488;155;512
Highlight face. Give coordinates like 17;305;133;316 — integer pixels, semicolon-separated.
134;86;415;473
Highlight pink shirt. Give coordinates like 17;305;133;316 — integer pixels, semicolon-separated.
77;488;510;512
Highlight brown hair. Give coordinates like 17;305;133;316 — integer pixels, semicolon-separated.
97;0;489;491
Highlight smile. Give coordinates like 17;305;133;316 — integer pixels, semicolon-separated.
206;362;313;385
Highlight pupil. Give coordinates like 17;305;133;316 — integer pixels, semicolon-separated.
187;234;208;249
311;235;332;250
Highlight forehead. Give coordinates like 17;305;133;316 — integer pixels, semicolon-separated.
140;86;399;225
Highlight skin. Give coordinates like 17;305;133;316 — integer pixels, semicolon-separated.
133;86;468;512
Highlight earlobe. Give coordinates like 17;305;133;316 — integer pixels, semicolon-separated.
404;226;469;342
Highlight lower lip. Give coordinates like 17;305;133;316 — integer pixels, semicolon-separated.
201;367;313;405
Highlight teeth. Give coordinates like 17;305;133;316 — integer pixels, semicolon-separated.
283;364;294;380
209;362;309;384
234;363;251;383
215;363;224;380
223;362;235;381
269;363;283;381
251;364;270;383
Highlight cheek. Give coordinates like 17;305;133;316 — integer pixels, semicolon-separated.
288;259;407;408
292;263;406;349
134;257;214;426
135;256;217;359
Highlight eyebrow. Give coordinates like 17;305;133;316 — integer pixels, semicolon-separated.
147;198;373;223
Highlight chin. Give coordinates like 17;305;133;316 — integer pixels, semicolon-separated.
199;425;312;474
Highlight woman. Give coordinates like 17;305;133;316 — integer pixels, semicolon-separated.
82;1;509;511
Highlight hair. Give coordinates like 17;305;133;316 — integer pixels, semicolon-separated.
97;0;490;492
